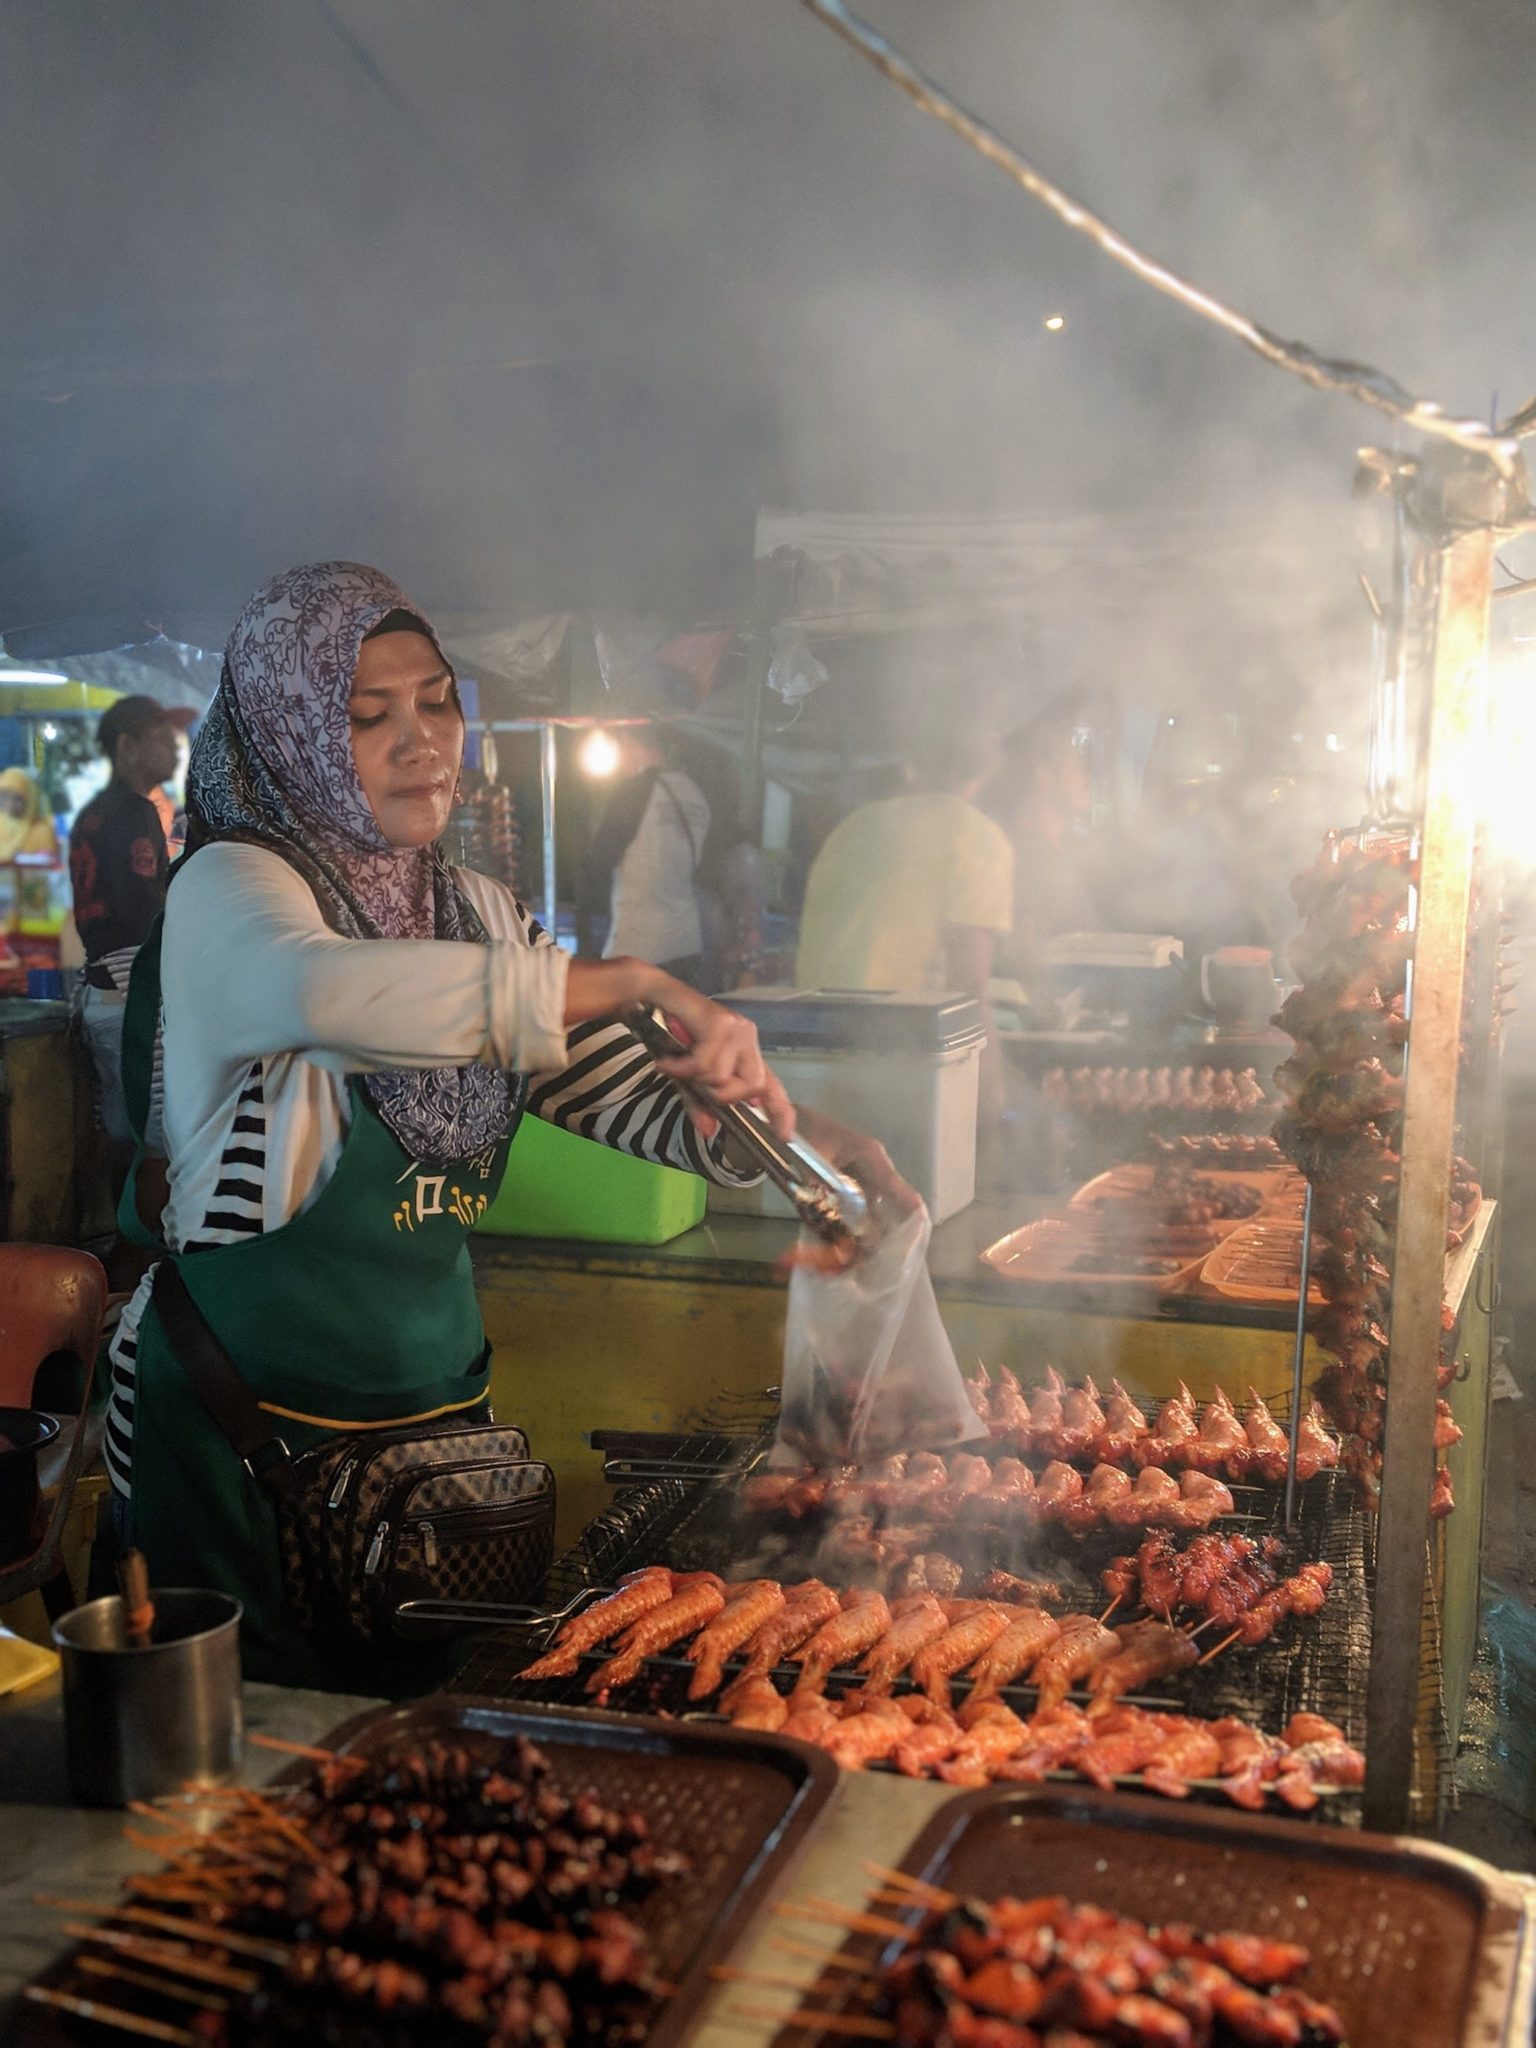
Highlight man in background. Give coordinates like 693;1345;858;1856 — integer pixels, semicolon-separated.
68;696;192;1160
586;725;711;986
980;703;1098;993
794;738;1014;1124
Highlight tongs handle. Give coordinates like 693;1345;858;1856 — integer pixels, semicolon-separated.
623;1004;869;1246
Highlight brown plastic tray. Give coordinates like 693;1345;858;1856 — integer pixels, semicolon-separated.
864;1786;1532;2048
18;1694;839;2048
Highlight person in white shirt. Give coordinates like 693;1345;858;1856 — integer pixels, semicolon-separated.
593;727;711;985
105;561;911;1689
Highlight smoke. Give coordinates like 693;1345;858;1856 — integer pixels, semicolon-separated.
4;0;1534;633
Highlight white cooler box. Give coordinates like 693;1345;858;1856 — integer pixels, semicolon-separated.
709;987;984;1225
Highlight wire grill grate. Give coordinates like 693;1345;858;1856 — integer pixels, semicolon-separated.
454;1460;1373;1818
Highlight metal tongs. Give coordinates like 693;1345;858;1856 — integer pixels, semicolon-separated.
624;1003;873;1254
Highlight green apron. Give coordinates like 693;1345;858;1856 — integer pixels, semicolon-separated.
119;923;517;1691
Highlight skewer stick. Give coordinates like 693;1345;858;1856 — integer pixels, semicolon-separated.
246;1731;365;1769
1197;1628;1244;1666
729;2003;894;2039
713;1965;852;1993
37;1899;291;1964
126;1882;242;1907
118;1823;286;1876
23;1985;197;2045
77;1954;231;2014
1097;1593;1124;1625
60;1926;259;1994
231;1788;326;1865
125;1800;216;1845
860;1862;955;1910
118;1548;156;1649
771;1938;882;1976
774;1898;916;1942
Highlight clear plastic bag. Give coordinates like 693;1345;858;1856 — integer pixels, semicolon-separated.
772;1204;987;1468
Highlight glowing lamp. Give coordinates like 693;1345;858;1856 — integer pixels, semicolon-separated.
578;728;620;779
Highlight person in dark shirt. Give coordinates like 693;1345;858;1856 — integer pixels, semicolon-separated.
69;695;193;1150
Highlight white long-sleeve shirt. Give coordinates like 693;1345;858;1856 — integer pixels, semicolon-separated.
104;840;753;1494
605;770;709;966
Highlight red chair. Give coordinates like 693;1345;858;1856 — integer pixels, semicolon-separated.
0;1244;108;1615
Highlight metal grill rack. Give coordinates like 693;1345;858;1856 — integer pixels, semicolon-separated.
455;1460;1372;1816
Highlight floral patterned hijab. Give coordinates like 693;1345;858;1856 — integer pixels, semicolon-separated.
185;560;519;1160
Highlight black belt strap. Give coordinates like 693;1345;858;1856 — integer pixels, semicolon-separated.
150;1261;299;1496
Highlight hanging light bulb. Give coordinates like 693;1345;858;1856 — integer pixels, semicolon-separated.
578;728;620;778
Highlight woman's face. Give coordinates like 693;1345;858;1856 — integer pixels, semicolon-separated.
349;630;463;848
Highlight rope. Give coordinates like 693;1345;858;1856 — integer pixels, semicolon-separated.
799;0;1520;477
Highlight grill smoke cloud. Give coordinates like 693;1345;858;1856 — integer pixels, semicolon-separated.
2;0;1532;776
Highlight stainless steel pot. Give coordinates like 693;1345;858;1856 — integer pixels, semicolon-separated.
52;1588;243;1806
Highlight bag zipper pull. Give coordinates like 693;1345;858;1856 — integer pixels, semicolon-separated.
364;1520;390;1576
327;1455;359;1511
419;1521;438;1568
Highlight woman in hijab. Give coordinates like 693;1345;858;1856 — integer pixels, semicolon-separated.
0;767;59;861
105;563;907;1689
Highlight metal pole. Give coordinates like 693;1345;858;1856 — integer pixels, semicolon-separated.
1363;504;1497;1831
739;552;778;836
1284;1183;1315;1531
539;722;558;944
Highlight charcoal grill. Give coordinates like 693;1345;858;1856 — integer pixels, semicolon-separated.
453;1442;1373;1816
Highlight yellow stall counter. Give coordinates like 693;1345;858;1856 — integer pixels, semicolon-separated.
474;1198;1348;1546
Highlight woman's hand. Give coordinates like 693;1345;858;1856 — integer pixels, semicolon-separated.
792;1104;923;1223
647;975;795;1142
564;956;794;1141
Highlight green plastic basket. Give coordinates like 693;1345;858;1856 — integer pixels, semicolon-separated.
474;1112;707;1245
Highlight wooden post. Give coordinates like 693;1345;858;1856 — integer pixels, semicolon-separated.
1363;490;1497;1830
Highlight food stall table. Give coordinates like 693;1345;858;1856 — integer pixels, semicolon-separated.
0;1675;385;2022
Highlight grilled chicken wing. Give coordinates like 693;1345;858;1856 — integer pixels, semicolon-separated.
1030;1617;1118;1713
1100;1379;1151;1463
794;1588;892;1691
517;1567;675;1679
1087;1620;1198;1716
910;1604;1013;1708
963;1609;1063;1705
685;1578;785;1700
584;1575;726;1694
1135;1384;1199;1469
857;1594;951;1694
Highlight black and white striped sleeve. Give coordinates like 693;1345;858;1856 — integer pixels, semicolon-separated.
526;1016;762;1185
471;876;761;1186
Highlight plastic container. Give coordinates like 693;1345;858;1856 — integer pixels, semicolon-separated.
474;1112;706;1245
709;987;984;1225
